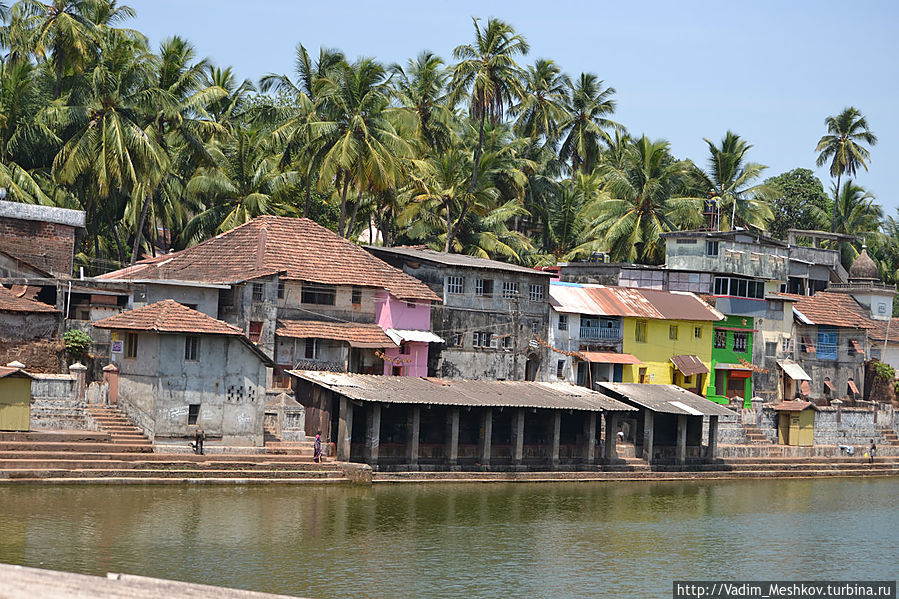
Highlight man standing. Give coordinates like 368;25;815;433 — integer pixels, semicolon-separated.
195;427;206;455
869;439;877;464
313;431;322;463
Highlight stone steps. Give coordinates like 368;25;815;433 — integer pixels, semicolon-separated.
0;468;347;480
0;441;153;453
0;450;319;462
86;406;153;446
0;458;335;470
0;476;351;485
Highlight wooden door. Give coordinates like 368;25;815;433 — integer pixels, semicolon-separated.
0;379;30;431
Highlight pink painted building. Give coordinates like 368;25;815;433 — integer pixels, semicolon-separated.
375;291;443;377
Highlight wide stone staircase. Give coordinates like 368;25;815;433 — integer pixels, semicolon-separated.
0;430;348;484
742;423;772;445
87;406;152;446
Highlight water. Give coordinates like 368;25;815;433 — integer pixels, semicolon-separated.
0;479;896;598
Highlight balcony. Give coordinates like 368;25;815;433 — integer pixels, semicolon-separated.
579;326;622;341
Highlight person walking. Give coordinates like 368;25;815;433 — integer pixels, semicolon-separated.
313;431;322;463
195;427;206;455
869;439;877;464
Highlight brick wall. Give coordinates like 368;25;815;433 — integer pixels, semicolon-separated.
0;216;76;276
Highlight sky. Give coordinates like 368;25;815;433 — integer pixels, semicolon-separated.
128;0;898;212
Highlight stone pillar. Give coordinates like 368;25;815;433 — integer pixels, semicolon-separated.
446;407;459;468
707;415;719;461
69;362;87;403
337;396;353;462
550;411;561;468
643;409;655;463
512;409;525;468
582;412;596;464
604;412;618;463
406;405;420;467
478;408;493;467
676;414;687;464
102;363;119;406
363;403;381;466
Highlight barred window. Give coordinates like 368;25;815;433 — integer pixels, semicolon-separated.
558;314;568;331
301;282;336;305
252;282;264;302
502;281;519;298
714;330;727;349
635;321;647;343
529;284;544;302
475;279;493;296
733;332;748;353
446;276;464;295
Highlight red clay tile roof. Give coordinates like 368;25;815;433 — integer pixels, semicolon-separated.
792;292;874;329
0;365;33;379
97;216;440;302
774;400;815;411
866;318;899;342
92;300;244;336
0;285;57;313
276;319;395;348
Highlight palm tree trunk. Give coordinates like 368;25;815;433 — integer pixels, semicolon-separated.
469;112;486;192
444;200;452;252
130;195;152;266
347;189;362;239
831;173;842;233
53;56;63;100
337;172;350;237
103;204;127;267
303;179;312;218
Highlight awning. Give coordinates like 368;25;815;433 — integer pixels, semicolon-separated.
824;379;836;392
800;380;812;396
276;319;396;348
714;363;752;371
773;400;814;412
670;355;709;376
384;328;445;345
595;382;734;417
848;379;860;395
714;326;758;333
580;351;642;365
850;339;863;354
777;359;811;381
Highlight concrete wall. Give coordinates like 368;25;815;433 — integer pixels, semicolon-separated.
665;236;789;281
29;374;86;430
278;279;378;323
0;312;58;340
795;324;867;399
142;284;220;318
374;291;430;330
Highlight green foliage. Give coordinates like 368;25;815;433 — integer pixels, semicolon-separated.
873;360;895;383
764;168;831;239
63;329;92;357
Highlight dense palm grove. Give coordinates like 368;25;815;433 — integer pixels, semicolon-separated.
0;1;891;281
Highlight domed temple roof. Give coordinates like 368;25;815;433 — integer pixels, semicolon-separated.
849;246;879;281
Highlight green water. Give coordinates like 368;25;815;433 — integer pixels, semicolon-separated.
0;479;896;598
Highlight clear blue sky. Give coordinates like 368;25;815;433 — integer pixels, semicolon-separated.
129;0;897;212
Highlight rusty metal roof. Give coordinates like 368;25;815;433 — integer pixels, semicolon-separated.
287;371;637;412
773;400;815;412
670;354;709;376
580;351;642;364
0;366;33;379
549;283;723;321
595;383;735;416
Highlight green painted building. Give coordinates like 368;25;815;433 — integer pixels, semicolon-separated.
707;315;754;405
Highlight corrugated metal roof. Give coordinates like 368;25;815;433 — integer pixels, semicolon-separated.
773;400;815;412
365;245;550;276
595;382;735;416
384;329;445;345
549;283;723;321
580;351;642;364
0;366;33;379
670;355;709;376
287;371;637;412
776;359;811;381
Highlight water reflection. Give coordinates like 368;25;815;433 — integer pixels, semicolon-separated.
0;479;896;599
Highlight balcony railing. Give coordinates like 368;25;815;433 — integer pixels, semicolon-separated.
579;326;622;341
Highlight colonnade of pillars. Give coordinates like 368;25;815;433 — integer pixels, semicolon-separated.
639;411;719;464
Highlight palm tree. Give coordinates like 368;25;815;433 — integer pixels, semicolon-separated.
575;135;701;263
558;73;621;176
831;180;882;266
694;131;774;231
450;17;528;192
389;51;454;155
513;58;569;146
815;107;878;232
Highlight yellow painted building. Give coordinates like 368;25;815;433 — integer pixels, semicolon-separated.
621;317;716;396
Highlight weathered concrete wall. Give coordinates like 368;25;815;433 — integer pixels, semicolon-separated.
665;236;789;281
0;252;50;277
29;373;87;429
142;284;220;318
0;312;58;340
813;405;895;445
795;324;867;399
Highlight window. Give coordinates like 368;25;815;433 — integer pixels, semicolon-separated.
733;332;748;353
187;404;200;425
502;281;519;298
125;332;138;359
817;328;838;360
675;238;698;244
304;338;318;360
277;281;285;299
638;367;648;384
301;283;336;305
252;282;264;302
473;331;493;348
529;284;544;302
713;276;765;299
184;336;199;361
782;338;791;354
694;326;702;339
501;336;512;349
248;321;262;343
451;333;463;347
669;325;679;341
407;301;416;309
706;241;719;256
556;360;565;378
475;279;493;296
714;277;729;295
635;321;647;343
351;286;362;305
765;341;777;357
558;314;568;331
446;276;464;295
714;330;727;349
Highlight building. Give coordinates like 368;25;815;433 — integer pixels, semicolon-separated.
0;285;60;371
92;300;274;446
707;315;755;404
97;216;441;387
547;282;723;395
364;246;552;380
0;200;85;277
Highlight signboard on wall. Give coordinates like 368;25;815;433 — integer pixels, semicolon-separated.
111;340;123;354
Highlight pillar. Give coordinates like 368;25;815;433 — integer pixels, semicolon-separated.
550;411;561;467
102;363;119;405
643;409;654;463
69;362;87;403
604;412;618;463
582;412;596;464
446;407;459;467
676;414;687;464
406;405;420;467
337;396;353;462
707;415;719;461
478;408;493;467
512;409;525;467
363;403;381;466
